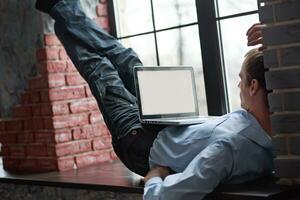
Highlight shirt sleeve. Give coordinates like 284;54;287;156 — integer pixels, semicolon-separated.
143;140;234;200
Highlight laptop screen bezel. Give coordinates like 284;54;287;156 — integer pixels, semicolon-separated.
133;66;200;120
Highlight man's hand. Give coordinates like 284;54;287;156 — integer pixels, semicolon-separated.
246;23;266;47
144;166;171;183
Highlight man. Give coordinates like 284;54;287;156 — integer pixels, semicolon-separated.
143;48;273;199
35;1;273;199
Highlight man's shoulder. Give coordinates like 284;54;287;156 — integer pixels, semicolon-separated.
215;110;252;135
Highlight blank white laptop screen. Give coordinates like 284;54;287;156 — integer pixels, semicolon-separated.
137;69;196;115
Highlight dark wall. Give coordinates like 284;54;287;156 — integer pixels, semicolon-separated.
0;0;43;117
0;0;99;117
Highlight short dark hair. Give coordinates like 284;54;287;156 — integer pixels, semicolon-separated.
243;48;267;91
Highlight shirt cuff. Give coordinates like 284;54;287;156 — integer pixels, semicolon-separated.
145;177;163;188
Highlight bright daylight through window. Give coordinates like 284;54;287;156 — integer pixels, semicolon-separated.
111;0;259;114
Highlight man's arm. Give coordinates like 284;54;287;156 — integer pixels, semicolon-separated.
143;141;234;200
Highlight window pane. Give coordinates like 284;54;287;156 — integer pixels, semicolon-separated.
219;14;259;111
120;34;157;65
153;0;197;30
157;26;207;114
114;0;153;36
216;0;258;17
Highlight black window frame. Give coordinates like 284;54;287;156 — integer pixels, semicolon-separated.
107;0;259;116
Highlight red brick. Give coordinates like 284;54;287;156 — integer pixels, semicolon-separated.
28;76;47;90
41;86;86;102
75;150;111;168
96;3;108;16
35;131;54;143
72;127;86;140
58;156;75;171
59;48;69;60
78;140;92;152
89;111;103;124
47;145;57;156
100;122;110;136
21;92;31;104
81;123;102;138
92;137;111;150
1;145;10;156
35;129;73;144
51;102;70;115
55;141;79;156
26;144;49;156
43;117;54;129
110;150;118;160
48;74;66;88
55;140;92;156
32;117;45;130
13;105;32;117
32;105;42;116
69;99;98;113
3;158;20;171
81;122;110;138
36;47;60;61
39;103;69;116
40;104;52;115
29;74;66;89
88;100;98;110
66;73;86;86
52;113;89;129
37;158;58;171
39;61;67;74
0;133;17;144
10;145;26;157
23;119;33;131
66;61;77;72
19;159;38;171
5;119;23;131
54;129;73;143
85;86;93;97
0;120;5;131
44;34;61;46
30;91;41;103
17;132;35;143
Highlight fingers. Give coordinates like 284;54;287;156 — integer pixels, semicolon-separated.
247;32;263;46
258;45;266;51
246;23;266;46
246;22;262;36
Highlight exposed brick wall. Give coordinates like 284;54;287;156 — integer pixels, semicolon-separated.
0;0;117;172
258;0;300;184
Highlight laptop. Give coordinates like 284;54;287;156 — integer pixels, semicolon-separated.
133;66;215;125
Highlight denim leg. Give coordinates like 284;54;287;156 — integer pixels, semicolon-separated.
54;22;142;140
50;0;141;95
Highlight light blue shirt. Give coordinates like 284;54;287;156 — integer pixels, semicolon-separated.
144;109;274;200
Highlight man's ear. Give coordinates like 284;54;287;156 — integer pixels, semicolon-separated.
249;79;259;96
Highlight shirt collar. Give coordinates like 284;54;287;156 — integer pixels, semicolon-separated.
238;109;273;151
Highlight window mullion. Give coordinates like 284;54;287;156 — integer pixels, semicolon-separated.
150;0;160;66
196;0;229;115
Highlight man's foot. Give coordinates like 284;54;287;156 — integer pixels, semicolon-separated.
35;0;61;13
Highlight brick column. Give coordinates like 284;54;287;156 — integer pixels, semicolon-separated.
259;0;300;183
0;0;117;172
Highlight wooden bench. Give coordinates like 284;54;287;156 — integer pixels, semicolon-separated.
0;160;299;199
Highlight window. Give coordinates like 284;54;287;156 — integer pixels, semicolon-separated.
215;0;259;111
110;0;207;115
108;0;259;115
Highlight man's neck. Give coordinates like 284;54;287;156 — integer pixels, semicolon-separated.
250;105;272;136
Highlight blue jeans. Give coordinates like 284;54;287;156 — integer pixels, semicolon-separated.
50;0;165;176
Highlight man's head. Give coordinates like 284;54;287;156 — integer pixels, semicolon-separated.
238;48;268;111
